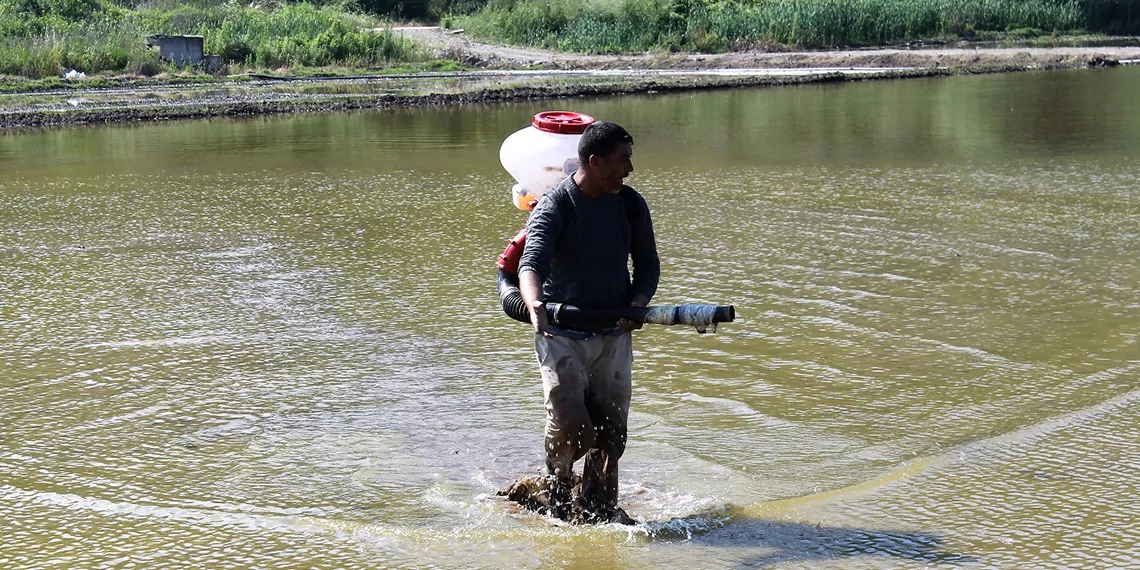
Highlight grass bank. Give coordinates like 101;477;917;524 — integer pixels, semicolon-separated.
0;67;951;130
455;0;1140;53
0;0;425;79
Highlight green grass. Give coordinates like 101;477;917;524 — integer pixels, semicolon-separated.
0;0;425;78
457;0;1135;53
247;59;467;77
0;71;236;93
137;2;417;68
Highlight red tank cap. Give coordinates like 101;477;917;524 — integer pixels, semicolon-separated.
532;111;595;134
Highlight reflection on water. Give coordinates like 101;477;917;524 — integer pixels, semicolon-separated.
1;68;1138;569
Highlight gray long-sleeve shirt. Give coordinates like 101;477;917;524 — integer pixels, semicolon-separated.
518;176;660;320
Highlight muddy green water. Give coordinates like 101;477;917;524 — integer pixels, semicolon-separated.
2;68;1138;569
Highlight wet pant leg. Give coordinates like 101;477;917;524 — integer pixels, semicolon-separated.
535;332;633;511
534;334;596;486
580;333;633;508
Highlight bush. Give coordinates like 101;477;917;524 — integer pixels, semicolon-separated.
128;55;164;76
219;38;254;64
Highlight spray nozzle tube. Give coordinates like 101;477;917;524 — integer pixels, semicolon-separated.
498;268;733;333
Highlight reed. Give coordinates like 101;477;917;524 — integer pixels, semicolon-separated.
0;21;158;78
459;0;1096;53
1077;0;1140;35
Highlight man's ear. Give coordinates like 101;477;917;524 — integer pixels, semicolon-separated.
586;154;601;168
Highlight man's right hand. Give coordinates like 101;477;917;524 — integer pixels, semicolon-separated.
528;300;552;337
519;270;551;337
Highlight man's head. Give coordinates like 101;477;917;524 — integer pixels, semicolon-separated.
577;121;634;195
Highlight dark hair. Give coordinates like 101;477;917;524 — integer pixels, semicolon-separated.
578;121;633;164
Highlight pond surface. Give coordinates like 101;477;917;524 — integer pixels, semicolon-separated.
1;68;1138;569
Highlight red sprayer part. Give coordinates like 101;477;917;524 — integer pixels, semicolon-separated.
496;229;527;272
531;111;594;134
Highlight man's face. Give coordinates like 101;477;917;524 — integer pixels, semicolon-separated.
593;142;634;193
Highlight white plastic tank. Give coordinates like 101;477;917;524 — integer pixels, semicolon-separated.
499;111;594;210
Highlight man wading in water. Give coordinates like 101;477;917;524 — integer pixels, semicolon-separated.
516;121;660;524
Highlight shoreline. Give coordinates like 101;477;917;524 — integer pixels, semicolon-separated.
2;43;1139;131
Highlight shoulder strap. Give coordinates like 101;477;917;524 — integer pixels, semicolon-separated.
619;186;642;223
548;186;576;227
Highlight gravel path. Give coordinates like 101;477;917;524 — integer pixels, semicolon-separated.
390;25;1140;70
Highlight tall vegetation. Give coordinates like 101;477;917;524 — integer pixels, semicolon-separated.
0;0;420;78
456;0;1134;53
1078;0;1140;35
2;0;1136;78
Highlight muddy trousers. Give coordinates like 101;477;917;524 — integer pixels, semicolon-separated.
534;332;633;508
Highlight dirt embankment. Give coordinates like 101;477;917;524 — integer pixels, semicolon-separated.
2;27;1138;130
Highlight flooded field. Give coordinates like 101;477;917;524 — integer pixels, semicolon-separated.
1;67;1137;568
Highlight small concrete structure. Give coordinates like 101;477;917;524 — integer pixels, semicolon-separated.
145;35;204;66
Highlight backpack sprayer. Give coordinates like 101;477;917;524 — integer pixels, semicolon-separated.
496;111;735;334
